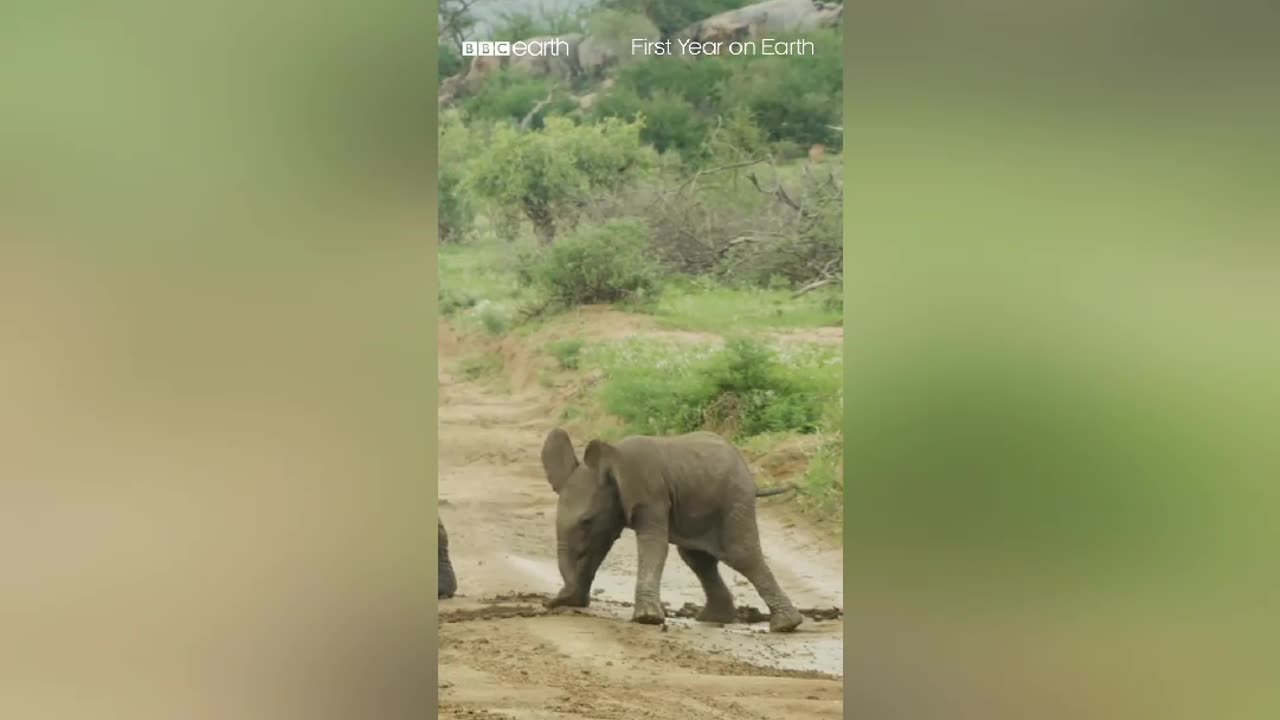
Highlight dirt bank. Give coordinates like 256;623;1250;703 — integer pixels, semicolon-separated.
437;318;844;719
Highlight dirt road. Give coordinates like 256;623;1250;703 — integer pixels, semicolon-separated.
437;321;844;719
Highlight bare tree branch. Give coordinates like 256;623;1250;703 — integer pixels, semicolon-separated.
519;86;558;131
747;170;803;213
791;277;836;298
675;157;768;195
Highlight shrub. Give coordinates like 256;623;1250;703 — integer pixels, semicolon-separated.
490;7;586;41
584;88;718;163
439;287;477;316
639;91;709;160
439;44;465;80
479;304;508;335
531;219;660;306
601;337;826;439
438;111;477;243
613;55;732;110
460;71;576;128
466;117;653;244
545;338;585;370
720;29;843;150
439;165;473;243
586;10;660;45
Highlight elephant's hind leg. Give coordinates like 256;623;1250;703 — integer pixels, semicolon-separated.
722;551;803;633
677;547;736;624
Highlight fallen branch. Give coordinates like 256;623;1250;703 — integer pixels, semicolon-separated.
748;170;803;213
791;277;837;298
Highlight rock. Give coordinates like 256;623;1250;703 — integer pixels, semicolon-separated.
676;0;842;49
508;34;584;80
577;35;623;76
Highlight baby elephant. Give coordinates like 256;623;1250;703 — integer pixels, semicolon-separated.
540;428;803;632
438;518;457;599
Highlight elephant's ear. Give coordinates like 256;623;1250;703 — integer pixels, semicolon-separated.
583;439;618;474
541;428;579;494
584;439;642;524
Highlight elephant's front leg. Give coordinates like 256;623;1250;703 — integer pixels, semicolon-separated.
631;514;669;625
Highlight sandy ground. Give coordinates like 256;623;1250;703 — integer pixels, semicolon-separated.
436;321;844;719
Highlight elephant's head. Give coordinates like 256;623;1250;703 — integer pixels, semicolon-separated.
540;428;626;607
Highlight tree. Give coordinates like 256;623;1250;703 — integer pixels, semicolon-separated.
465;117;653;244
439;0;478;52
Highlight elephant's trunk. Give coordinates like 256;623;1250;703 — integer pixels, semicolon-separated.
554;529;620;607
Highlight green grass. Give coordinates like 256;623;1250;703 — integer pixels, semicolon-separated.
438;236;540;334
649;282;842;332
800;435;843;523
544;338;585;370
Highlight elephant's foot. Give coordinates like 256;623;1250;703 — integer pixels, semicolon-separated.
696;599;737;624
545;590;589;609
631;597;666;625
769;606;804;633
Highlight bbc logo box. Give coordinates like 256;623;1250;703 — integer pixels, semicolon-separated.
461;41;512;57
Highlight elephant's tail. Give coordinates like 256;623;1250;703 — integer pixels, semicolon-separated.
755;483;798;498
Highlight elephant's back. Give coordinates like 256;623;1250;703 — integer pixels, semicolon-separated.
623;433;748;482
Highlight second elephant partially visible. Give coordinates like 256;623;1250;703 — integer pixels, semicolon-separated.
439;519;457;599
540;428;803;632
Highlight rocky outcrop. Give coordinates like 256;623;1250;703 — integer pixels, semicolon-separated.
577;35;623;77
439;0;841;106
677;0;842;47
508;34;584;81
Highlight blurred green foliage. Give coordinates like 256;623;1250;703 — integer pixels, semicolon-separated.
598;0;753;37
602;337;835;438
529;219;660;305
465;116;653;243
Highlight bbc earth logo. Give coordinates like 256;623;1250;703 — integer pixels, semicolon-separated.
461;39;570;57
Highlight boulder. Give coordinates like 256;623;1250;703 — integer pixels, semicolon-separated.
676;0;841;49
577;35;624;76
508;34;584;80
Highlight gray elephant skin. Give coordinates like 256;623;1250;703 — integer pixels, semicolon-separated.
540;428;803;632
439;518;457;599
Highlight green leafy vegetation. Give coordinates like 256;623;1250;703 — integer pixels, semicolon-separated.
530;219;660;306
545;338;585;370
439;1;844;528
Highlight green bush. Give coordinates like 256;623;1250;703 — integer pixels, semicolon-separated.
531;219;660;306
466;117;653;244
720;29;843;150
479;305;508;335
439;165;473;243
490;7;586;41
439;44;465;80
637;91;709;160
613;55;732;110
438;112;476;243
602;337;825;438
460;71;576;128
591;90;715;164
545;338;585;370
439;287;477;316
586;10;660;44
